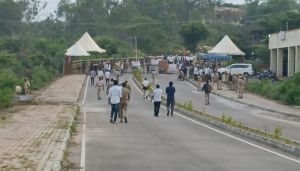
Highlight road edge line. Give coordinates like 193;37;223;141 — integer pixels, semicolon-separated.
131;77;300;164
80;76;89;171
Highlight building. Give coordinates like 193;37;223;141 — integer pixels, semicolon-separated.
269;29;300;77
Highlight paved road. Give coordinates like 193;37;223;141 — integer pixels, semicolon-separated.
83;75;300;171
151;74;300;142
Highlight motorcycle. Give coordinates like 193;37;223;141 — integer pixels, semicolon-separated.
256;69;277;80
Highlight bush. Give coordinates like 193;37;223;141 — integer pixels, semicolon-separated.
246;72;300;105
0;69;20;108
31;65;56;90
0;88;14;108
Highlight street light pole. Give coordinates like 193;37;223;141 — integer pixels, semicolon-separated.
135;36;138;61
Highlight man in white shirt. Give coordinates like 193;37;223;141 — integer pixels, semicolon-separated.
108;80;122;123
142;78;150;99
105;71;111;85
152;84;162;117
98;70;104;80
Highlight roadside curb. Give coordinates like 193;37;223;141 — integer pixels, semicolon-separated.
51;75;87;171
187;80;300;119
132;77;300;157
50;105;77;171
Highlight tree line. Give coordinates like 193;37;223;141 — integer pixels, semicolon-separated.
1;0;300;107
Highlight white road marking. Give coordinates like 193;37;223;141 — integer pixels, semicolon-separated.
184;79;300;126
131;78;300;164
80;76;89;171
81;76;89;105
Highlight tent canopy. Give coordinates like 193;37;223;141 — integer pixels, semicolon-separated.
77;32;106;53
65;42;90;56
198;53;232;62
208;35;245;56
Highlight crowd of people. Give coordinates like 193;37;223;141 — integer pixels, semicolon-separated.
87;56;247;123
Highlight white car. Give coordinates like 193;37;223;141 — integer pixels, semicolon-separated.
217;63;253;77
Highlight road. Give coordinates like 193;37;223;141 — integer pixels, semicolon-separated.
151;74;300;142
82;74;300;171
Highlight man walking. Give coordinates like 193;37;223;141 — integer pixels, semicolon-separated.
152;84;162;117
202;80;211;105
166;81;176;116
105;70;111;85
125;80;131;94
95;77;105;100
120;83;131;123
142;78;150;99
90;70;97;86
108;80;122;123
107;78;114;104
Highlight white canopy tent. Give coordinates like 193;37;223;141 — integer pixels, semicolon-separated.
77;32;106;53
208;35;245;56
65;42;90;56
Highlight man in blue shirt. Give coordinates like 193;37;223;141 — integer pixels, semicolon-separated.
108;80;122;123
166;81;176;116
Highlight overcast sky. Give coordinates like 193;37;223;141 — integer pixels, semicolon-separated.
37;0;245;20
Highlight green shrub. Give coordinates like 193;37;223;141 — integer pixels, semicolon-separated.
0;88;14;108
0;69;21;89
31;65;56;90
246;73;300;105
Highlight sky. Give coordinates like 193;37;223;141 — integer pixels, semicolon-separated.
37;0;245;20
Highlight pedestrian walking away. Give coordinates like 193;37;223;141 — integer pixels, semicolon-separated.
151;70;157;84
166;81;176;116
95;77;105;100
107;78;114;104
90;70;97;86
108;80;122;123
98;69;104;80
120;83;131;123
142;78;150;99
105;70;111;85
125;80;131;94
152;84;162;117
202;80;211;105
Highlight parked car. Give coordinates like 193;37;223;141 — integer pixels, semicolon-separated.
217;63;254;77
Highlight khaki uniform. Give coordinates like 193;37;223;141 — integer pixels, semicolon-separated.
213;73;219;90
151;71;157;84
120;88;131;120
95;80;104;99
115;70;121;81
24;80;30;95
231;75;237;91
126;83;131;94
237;76;245;98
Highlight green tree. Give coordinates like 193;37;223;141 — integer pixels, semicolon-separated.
180;22;209;52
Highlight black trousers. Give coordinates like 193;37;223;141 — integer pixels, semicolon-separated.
154;101;161;115
91;77;95;85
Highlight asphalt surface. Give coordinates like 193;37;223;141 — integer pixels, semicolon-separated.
83;74;300;171
150;74;300;142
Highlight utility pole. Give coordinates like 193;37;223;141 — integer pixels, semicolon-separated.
135;36;138;61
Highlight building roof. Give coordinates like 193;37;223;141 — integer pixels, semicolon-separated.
208;35;245;56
